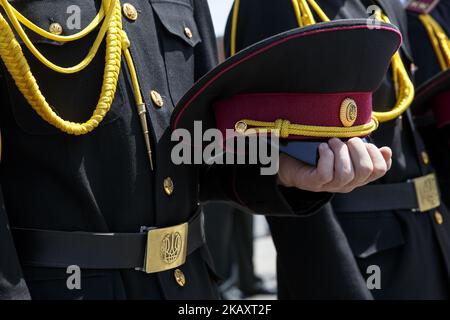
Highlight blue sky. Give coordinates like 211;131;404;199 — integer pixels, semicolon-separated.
207;0;234;36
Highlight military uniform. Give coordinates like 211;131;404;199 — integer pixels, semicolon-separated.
0;0;332;300
226;0;450;299
407;1;450;210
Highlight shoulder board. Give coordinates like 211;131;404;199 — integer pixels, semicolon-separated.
406;0;440;14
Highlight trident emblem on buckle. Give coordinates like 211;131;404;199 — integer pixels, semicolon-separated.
161;232;183;264
144;223;188;273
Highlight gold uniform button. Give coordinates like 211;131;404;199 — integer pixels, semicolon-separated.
184;27;193;39
49;22;63;35
123;3;138;21
150;90;164;108
163;177;174;196
421;151;430;165
174;269;186;287
435;211;444;225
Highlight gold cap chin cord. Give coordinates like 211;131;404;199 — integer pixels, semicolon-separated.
237;118;379;138
419;14;450;71
0;0;153;169
229;0;415;138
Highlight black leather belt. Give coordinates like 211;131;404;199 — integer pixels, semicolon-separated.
332;174;441;213
12;212;205;274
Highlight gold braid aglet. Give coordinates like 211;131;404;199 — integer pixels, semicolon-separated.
137;103;154;171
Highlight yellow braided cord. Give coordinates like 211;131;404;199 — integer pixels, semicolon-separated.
238;118;379;138
428;14;450;68
230;0;240;56
419;14;450;71
291;0;304;27
371;14;414;122
0;0;115;74
372;50;415;122
291;0;329;27
6;3;105;42
0;0;123;135
298;0;316;26
306;0;330;22
123;37;144;106
419;15;447;69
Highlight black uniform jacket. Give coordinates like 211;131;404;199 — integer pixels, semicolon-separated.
226;0;450;299
0;0;331;300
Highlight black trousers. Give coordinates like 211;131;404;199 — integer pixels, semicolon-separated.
268;203;450;300
204;202;260;291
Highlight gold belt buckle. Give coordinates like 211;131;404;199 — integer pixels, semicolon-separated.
412;173;441;212
143;222;188;274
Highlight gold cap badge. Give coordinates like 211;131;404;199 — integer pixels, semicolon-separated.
340;98;358;127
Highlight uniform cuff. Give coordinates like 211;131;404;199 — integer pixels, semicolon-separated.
232;165;332;216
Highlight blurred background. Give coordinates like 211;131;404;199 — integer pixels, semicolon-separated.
208;0;233;61
207;0;234;36
204;0;277;300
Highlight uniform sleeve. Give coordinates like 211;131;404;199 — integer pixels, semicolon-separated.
200;164;332;216
0;187;30;299
194;0;332;216
192;0;219;81
0;70;30;299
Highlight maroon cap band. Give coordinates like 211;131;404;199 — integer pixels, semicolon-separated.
214;92;373;140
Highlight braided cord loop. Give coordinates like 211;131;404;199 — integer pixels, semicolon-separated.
0;0;123;135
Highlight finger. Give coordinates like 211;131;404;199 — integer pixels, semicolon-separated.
379;147;393;171
347;138;373;186
365;144;389;183
302;143;334;190
324;138;354;189
277;153;295;187
278;153;313;188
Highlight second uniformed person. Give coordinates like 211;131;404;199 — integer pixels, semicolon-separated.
226;0;450;299
407;0;450;209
